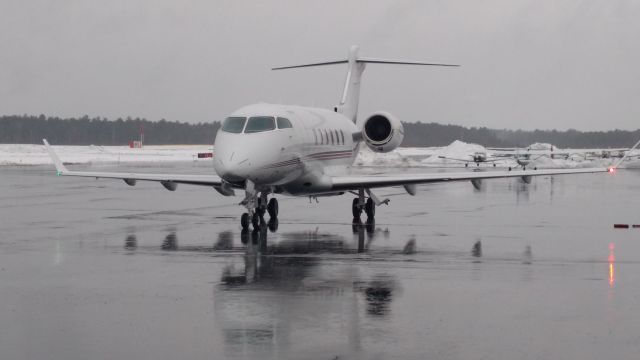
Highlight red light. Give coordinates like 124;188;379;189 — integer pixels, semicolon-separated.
608;167;616;173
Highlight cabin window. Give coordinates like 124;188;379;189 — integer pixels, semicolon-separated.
330;130;334;145
277;117;293;129
313;129;318;145
324;130;329;145
340;130;345;144
221;117;246;133
334;130;340;144
244;116;276;133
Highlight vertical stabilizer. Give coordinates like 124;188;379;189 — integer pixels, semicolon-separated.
336;45;366;123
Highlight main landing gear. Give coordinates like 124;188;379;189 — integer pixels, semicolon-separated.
352;188;386;224
351;198;375;218
240;183;278;231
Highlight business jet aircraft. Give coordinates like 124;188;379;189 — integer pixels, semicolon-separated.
43;46;632;230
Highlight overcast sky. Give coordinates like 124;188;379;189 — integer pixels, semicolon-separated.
1;0;639;131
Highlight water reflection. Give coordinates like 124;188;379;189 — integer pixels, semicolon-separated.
214;224;400;358
523;245;532;265
120;224;406;357
124;234;137;250
161;231;178;251
471;240;482;258
356;275;397;316
609;242;615;287
514;180;531;204
403;237;417;254
213;231;233;250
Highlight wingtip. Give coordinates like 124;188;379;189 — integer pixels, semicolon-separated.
42;139;67;174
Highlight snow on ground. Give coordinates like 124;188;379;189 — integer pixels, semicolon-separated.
353;146;422;167
420;140;487;166
1;141;637;169
0;144;213;166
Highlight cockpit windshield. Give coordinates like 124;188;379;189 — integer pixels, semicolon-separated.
221;117;246;133
244;116;276;133
277;117;293;129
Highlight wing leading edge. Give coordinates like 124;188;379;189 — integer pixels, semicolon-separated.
330;167;610;191
43;139;222;187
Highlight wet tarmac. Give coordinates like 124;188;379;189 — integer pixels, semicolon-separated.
2;164;640;359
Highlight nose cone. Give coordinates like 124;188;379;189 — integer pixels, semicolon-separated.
214;146;250;182
215;158;249;182
213;132;281;183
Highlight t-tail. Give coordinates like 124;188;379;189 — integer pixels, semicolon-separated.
272;45;458;123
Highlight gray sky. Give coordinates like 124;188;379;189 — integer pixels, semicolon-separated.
1;0;639;131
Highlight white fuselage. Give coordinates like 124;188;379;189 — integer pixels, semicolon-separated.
213;103;359;195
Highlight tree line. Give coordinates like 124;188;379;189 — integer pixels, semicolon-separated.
402;122;640;148
1;114;638;148
0;115;219;145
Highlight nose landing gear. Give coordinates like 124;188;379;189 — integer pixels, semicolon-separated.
240;183;278;230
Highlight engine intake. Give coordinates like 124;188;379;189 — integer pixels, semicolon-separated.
361;112;404;153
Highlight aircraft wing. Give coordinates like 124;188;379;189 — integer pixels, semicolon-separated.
437;155;471;162
330;167;610;191
43;139;222;187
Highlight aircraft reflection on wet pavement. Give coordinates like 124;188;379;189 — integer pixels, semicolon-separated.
215;224;398;358
122;225;402;357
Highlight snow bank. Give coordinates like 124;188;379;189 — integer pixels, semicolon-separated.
354;146;420;167
0;144;213;166
527;142;555;150
420;140;487;166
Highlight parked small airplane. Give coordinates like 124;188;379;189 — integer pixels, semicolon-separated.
438;151;499;167
43;46;634;230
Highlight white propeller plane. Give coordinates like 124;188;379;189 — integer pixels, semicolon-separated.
43;46;633;230
438;151;500;167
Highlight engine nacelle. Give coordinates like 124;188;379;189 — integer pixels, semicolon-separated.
361;112;404;153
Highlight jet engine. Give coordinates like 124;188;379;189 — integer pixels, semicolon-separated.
361;112;404;153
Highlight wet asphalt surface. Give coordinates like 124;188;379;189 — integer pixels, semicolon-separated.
2;163;640;360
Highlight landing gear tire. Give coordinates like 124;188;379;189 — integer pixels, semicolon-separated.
365;198;375;219
241;213;250;230
268;218;279;232
352;198;362;219
252;212;262;229
267;198;279;218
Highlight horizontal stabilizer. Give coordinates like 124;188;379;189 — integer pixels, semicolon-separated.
271;45;459;123
272;57;459;71
357;57;459;67
272;60;348;70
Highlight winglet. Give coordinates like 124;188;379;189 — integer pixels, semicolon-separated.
612;138;640;169
42;139;68;175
